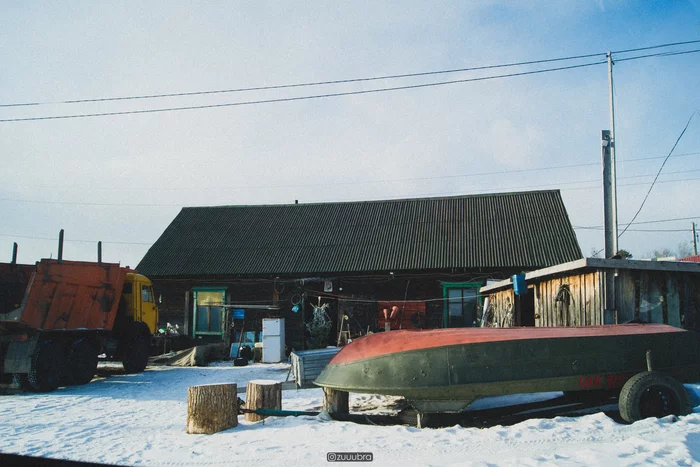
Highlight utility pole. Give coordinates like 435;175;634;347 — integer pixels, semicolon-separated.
602;130;615;258
601;52;619;325
693;222;698;256
606;51;619;257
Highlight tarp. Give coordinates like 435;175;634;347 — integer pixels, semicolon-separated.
149;343;228;367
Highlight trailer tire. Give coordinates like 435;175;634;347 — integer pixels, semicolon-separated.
62;339;98;386
619;371;691;423
122;322;150;374
26;340;63;392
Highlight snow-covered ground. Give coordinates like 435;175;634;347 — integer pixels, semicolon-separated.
2;362;700;466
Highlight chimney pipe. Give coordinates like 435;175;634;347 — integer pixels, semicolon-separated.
97;241;102;265
58;229;64;263
11;242;17;265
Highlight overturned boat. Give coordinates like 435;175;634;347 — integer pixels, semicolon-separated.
314;324;700;417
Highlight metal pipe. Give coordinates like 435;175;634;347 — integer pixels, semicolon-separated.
97;241;102;265
11;242;17;265
250;408;320;417
57;229;64;263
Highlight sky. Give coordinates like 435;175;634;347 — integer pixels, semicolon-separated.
1;1;700;268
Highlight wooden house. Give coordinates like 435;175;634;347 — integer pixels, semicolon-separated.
480;258;700;330
136;190;582;350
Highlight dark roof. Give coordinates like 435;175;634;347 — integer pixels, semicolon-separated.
137;190;582;277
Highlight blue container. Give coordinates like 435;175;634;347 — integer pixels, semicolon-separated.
512;274;526;295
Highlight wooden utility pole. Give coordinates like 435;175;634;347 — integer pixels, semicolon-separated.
601;52;619;325
605;52;619;257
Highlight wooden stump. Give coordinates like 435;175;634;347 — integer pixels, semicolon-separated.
186;383;238;434
245;380;282;422
322;387;349;415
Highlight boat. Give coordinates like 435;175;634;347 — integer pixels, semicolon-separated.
314;324;700;414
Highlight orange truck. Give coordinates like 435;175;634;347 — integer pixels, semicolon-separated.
0;239;158;392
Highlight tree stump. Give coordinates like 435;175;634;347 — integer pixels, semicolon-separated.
323;387;349;415
245;380;282;422
186;383;238;434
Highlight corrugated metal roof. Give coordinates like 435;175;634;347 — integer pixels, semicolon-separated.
136;190;582;277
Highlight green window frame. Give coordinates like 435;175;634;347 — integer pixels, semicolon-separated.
442;281;483;328
192;287;226;338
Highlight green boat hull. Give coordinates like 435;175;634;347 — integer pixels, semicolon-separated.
314;325;700;413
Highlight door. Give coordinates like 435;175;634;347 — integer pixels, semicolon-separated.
137;280;158;334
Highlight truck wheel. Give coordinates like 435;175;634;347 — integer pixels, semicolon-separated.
619;371;691;423
122;322;150;374
26;340;63;392
62;339;99;386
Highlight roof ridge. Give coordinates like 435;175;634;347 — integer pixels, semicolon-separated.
181;189;561;210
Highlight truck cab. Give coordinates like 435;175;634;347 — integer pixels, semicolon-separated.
122;272;159;334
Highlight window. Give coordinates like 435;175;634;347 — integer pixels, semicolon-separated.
192;289;225;336
141;285;153;303
442;282;482;328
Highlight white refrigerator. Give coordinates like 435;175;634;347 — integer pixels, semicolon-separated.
262;318;285;363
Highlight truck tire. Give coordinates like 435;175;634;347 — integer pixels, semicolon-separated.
122;322;150;374
26;340;63;392
61;339;98;386
619;371;691;423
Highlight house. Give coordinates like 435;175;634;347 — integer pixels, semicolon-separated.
136;190;582;350
480;257;700;330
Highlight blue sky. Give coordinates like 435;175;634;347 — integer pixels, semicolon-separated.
1;1;699;267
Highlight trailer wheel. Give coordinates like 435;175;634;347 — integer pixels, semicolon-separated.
618;371;691;423
62;339;99;386
122;322;150;374
26;340;63;392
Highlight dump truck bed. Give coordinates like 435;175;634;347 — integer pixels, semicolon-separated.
0;259;127;332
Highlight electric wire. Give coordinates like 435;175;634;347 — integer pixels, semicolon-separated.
3;39;698;109
0;52;607;108
2;170;699;207
612;39;700;55
618;112;697;239
615;48;700;63
3;151;699;193
0;61;607;123
0;233;153;245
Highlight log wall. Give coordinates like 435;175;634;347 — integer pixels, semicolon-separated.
485;271;603;327
485;268;700;330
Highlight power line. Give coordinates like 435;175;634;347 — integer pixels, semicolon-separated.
575;227;691;232
3;39;697;110
577;215;700;229
6;152;698;193
2;169;698;208
4;218;698;250
615;48;700;63
0;61;607;123
0;233;153;245
0;52;607;109
618;112;697;239
612;40;700;54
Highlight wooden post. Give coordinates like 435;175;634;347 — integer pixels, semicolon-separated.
245;380;282;422
186;383;238;434
322;387;349;415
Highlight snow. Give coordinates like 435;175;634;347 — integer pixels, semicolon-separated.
2;363;700;466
